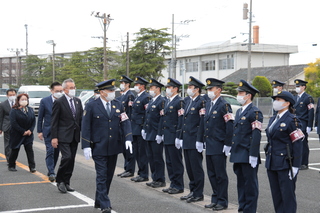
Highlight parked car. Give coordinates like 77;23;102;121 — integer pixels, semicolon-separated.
221;94;242;114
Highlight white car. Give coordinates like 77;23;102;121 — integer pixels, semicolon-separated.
220;94;242;114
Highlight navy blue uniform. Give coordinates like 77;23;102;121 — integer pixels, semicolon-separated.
200;97;233;207
131;90;150;178
294;92;314;166
230;103;263;213
265;111;303;213
314;98;320;138
81;98;132;209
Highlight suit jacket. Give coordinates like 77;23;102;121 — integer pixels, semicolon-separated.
0;99;13;132
9;107;36;149
81;98;133;156
131;91;150;135
37;95;54;139
51;95;83;143
230;103;263;163
294;92;314;130
265;111;303;170
200;97;233;155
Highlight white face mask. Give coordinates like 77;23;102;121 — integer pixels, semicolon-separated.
207;91;216;100
273;100;287;111
236;95;247;105
187;88;195;97
53;92;63;99
295;87;301;94
68;89;76;97
273;88;278;93
149;90;156;97
166;88;173;97
134;86;141;93
19;100;28;107
120;83;125;91
104;91;115;101
8;96;16;102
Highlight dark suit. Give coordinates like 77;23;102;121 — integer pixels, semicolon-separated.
294;92;314;166
144;95;165;182
82;98;132;209
180;95;206;198
51;95;83;185
37;95;59;176
0;99;13;162
8;107;36;169
230;103;263;213
131;90;150;178
265;111;303;213
200;97;233;207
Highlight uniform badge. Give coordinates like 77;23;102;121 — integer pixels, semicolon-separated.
112;105;116;108
120;112;129;122
178;108;184;116
122;101;125;104
160;109;164;116
213;110;217;114
280;123;286;127
144;104;148;109
241;116;246;120
251;120;262;131
169;106;173;109
223;113;235;122
128;101;133;106
290;128;305;143
152;105;156;108
137;101;140;103
96;116;100;118
199;108;206;116
308;103;314;110
116;109;120;113
83;110;86;116
191;107;195;111
300;102;303;105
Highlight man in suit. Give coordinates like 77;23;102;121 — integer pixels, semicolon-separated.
130;77;150;183
201;78;233;211
293;79;314;170
51;78;83;193
230;79;263;213
37;82;63;182
117;75;136;178
143;78;166;188
179;76;206;203
0;88;17;164
161;78;184;194
82;79;133;213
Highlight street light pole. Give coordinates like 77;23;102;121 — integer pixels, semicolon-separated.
247;0;253;82
46;40;56;82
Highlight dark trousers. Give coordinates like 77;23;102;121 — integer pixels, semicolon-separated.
4;131;11;163
267;169;297;213
164;144;184;190
146;141;165;182
44;138;59;176
56;140;78;185
301;130;309;166
122;141;135;173
206;154;228;207
184;149;204;197
93;154;118;209
8;143;35;169
233;163;259;213
132;135;148;178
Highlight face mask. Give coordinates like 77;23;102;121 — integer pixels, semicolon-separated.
8;96;16;102
273;100;286;111
19;100;28;107
273;88;278;93
95;94;100;99
68;89;76;97
104;91;115;101
236;95;247;105
149;90;156;97
53;92;63;99
207;91;216;100
187;88;195;97
134;86;141;93
295;87;301;94
120;84;125;91
166;88;173;97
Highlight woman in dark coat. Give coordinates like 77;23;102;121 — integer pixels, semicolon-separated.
8;93;36;172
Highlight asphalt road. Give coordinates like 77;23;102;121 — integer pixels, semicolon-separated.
0;117;320;213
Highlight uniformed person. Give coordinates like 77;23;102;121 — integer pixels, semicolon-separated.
130;76;151;182
81;79;133;213
201;78;233;211
293;79;314;170
160;78;184;194
265;91;303;213
179;76;206;203
230;79;263;213
143;78;166;188
116;75;136;178
272;80;285;115
88;89;100;103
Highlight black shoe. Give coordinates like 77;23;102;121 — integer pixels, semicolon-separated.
146;181;156;186
151;181;166;188
134;176;149;182
300;165;308;170
186;196;204;203
162;187;172;193
101;207;112;213
8;167;17;172
48;174;56;182
180;192;193;200
121;172;134;178
212;204;227;211
117;171;126;176
57;182;67;193
205;203;217;208
30;168;36;173
168;188;184;194
131;176;140;181
65;184;75;192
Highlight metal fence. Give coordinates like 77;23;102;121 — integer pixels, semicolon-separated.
252;97;273;118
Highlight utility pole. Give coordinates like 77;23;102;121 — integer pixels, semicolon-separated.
170;14;174;78
7;48;23;86
243;1;253;82
126;32;129;76
25;24;28;56
46;40;56;82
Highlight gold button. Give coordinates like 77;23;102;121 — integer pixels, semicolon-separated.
110;135;112;138
110;128;112;130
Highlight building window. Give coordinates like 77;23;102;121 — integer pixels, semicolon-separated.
186;62;198;72
219;57;234;70
202;60;215;71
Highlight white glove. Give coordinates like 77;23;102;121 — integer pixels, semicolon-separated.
222;145;231;156
307;127;311;134
162;135;164;141
196;142;204;153
289;167;299;180
141;129;146;140
175;138;181;149
249;156;258;168
315;127;318;132
156;135;162;144
125;141;133;154
179;140;183;148
83;147;92;160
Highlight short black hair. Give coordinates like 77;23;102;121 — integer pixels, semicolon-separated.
50;82;62;90
6;89;17;95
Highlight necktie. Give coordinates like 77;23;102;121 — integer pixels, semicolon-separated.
106;102;111;116
186;100;193;112
209;102;214;112
269;115;280;132
297;96;300;103
69;99;76;117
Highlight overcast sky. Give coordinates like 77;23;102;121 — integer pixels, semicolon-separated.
0;0;319;65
